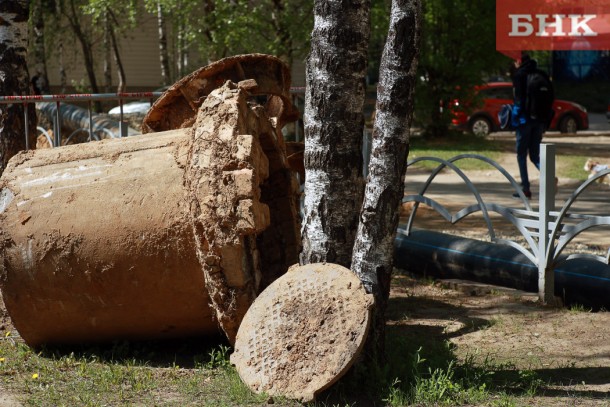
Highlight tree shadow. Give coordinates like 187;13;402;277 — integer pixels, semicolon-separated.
38;334;230;369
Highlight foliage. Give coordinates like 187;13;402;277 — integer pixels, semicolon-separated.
368;0;391;84
414;0;510;138
144;0;313;67
83;0;138;25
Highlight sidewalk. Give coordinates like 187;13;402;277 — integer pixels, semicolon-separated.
403;133;610;249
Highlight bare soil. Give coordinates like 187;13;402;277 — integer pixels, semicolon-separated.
390;273;610;405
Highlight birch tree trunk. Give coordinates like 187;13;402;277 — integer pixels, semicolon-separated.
300;0;370;267
30;0;50;94
157;2;171;86
103;13;112;93
351;0;421;349
108;11;127;93
0;0;36;175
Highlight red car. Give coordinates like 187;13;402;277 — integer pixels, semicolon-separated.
452;82;589;136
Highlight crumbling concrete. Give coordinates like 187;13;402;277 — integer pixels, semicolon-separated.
0;55;300;347
142;54;298;134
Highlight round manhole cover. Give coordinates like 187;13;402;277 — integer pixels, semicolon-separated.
230;263;374;402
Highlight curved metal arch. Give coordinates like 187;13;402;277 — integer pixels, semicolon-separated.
406;156;496;239
484;203;540;260
449;154;533;211
553;217;610;264
66;128;90;145
98;128;115;139
406;154;532;241
402;194;454;227
36;126;53;147
545;168;610;265
401;194;540;263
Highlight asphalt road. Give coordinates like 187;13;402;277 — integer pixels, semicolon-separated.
588;112;610;132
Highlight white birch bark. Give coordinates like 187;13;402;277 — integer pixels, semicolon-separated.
300;0;370;267
351;0;421;300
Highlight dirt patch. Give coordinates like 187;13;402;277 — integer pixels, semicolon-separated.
390;272;610;405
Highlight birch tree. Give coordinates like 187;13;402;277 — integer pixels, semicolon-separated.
156;1;171;86
300;0;370;267
0;0;36;175
302;0;421;355
29;0;51;94
351;0;421;346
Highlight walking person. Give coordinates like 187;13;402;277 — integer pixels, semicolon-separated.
511;53;554;199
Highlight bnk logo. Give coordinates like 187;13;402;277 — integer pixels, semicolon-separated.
497;0;610;52
509;14;598;37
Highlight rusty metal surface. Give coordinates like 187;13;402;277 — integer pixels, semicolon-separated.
142;54;298;134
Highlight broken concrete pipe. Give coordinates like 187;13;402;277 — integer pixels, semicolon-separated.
0;77;301;347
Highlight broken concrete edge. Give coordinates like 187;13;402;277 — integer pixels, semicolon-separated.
142;54;298;135
230;263;375;402
185;81;301;344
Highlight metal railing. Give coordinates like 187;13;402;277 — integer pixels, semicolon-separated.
1;88;307;149
0;92;163;149
402;144;610;304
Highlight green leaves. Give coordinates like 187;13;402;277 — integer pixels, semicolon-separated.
415;0;511;137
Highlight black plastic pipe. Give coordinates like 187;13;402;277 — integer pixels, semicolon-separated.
394;229;610;309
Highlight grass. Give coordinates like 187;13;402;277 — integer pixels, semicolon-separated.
0;317;558;407
568;303;593;314
0;335;276;407
556;154;590;181
409;131;591;182
409;132;503;171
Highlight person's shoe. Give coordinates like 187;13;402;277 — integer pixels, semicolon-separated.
512;189;532;199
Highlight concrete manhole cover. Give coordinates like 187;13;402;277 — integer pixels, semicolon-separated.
230;263;374;402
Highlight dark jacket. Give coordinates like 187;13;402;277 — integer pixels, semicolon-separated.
512;57;537;109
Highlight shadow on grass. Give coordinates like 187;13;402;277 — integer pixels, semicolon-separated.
38;334;230;369
315;280;610;406
30;274;610;406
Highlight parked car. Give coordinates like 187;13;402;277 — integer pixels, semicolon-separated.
108;86;169;115
452;82;589;136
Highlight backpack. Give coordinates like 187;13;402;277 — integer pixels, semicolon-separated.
525;69;555;124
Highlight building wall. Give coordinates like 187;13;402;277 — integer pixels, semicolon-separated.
43;11;307;93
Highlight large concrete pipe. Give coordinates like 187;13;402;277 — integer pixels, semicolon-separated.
395;229;610;309
0;72;300;346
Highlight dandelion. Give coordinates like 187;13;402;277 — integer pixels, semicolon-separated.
32;373;39;380
0;358;5;362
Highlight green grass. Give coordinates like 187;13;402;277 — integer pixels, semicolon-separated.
0;335;277;407
556;154;590;181
409;132;503;171
0;324;554;407
409;133;590;182
568;303;593;314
